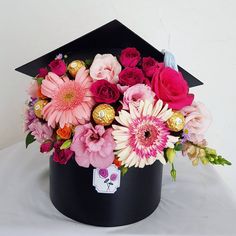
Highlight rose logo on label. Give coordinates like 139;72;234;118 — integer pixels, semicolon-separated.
93;164;121;194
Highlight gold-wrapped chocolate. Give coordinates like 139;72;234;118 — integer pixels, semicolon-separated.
92;104;115;126
167;111;185;132
67;60;85;77
34;100;48;119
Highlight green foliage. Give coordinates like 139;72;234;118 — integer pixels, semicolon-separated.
36;77;44;85
25;132;36;148
85;59;93;67
120;166;128;176
60;139;72;150
174;142;183;151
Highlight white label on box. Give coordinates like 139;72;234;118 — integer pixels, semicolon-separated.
93;164;121;194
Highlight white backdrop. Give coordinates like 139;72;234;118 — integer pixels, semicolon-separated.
0;0;236;198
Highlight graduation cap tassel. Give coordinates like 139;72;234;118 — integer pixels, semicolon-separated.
162;50;178;72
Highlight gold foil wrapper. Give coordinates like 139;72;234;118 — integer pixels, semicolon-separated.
167;111;185;132
92;104;115;126
34;100;48;119
67;60;85;77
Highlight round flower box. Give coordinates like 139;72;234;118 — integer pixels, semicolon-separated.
50;156;163;226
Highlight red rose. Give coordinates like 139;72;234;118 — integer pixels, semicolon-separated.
52;141;74;165
118;67;146;87
152;67;194;110
120;47;141;67
90;79;120;104
48;59;67;76
142;57;161;77
38;67;48;78
40;140;53;153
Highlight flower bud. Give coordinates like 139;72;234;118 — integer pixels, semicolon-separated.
40;140;53;153
166;148;176;164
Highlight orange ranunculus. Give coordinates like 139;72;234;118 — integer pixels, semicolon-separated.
113;157;122;168
56;125;72;139
37;85;47;99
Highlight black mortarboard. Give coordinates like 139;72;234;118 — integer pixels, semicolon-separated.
16;19;202;87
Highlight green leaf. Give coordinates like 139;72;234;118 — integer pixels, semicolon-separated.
37;77;44;85
60;139;72;150
25;132;36;148
85;59;93;67
121;166;128;176
174;142;183;151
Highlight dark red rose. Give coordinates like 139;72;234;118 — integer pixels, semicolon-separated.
90;80;120;104
118;67;146;87
142;57;161;77
38;67;48;78
152;67;194;109
120;47;141;67
40;140;53;153
52;141;74;165
48;59;67;76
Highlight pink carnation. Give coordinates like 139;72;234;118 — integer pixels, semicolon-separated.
122;84;155;110
28;119;53;143
181;102;212;143
71;123;115;168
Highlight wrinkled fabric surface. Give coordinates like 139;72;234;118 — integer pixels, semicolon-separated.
0;141;235;236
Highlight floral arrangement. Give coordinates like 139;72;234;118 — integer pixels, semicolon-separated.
24;48;231;180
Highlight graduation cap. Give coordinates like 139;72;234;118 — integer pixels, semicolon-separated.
16;19;202;88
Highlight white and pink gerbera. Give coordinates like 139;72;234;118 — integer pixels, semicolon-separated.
112;99;179;168
41;67;94;128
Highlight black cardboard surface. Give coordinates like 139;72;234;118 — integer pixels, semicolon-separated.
50;157;163;226
16;19;203;88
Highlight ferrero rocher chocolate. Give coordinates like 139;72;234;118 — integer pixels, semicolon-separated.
34;100;48;118
92;104;115;126
67;60;85;77
167;111;185;132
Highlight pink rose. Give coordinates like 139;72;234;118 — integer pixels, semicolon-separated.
152;67;194;110
48;59;67;76
70;123;115;168
119;48;140;67
90;54;121;84
52;141;74;165
122;84;155;110
181;102;212;143
90;79;120;104
142;57;161;77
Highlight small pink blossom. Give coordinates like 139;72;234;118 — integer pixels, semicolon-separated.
181;102;212;143
24;107;36;132
122;84;155;110
71;123;115;168
27;80;38;98
90;54;121;84
28;119;53;143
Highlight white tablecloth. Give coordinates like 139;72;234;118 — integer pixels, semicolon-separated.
0;142;235;236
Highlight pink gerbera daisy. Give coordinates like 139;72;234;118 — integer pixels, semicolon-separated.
112;99;179;168
41;67;94;128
